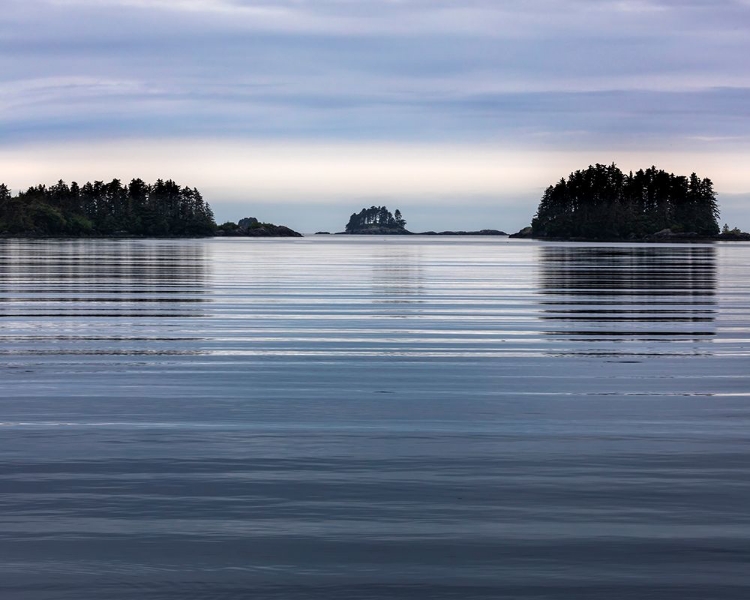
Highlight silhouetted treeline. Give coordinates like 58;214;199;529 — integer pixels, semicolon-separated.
345;206;406;232
531;164;720;239
0;179;216;236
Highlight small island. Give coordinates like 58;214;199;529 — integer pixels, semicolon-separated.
512;163;749;241
342;206;410;234
217;217;302;237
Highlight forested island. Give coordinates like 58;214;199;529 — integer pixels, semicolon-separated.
343;206;409;234
0;179;300;237
0;179;216;236
516;163;748;241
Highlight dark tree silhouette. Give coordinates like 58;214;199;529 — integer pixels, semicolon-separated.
0;178;216;236
394;209;406;227
531;164;719;239
345;206;407;232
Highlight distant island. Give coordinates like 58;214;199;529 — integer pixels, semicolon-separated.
340;205;506;235
511;163;749;241
217;217;302;237
0;179;301;238
343;206;410;234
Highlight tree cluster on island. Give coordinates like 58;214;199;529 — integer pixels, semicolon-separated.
719;224;750;241
344;206;408;234
0;179;216;236
527;164;722;240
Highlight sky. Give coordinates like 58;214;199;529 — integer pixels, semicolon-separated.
2;0;750;232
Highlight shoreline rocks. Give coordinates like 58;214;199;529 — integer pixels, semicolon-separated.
416;229;507;236
217;217;303;237
507;225;750;242
337;226;412;235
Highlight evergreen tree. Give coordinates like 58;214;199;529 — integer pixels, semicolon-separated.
394;209;406;227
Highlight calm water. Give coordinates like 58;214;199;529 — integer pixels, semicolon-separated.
1;237;749;599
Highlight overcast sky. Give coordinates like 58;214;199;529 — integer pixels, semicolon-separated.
2;0;750;231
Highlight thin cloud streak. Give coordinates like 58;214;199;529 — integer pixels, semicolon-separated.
36;0;750;38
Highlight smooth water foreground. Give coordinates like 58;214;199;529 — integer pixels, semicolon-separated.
1;237;749;599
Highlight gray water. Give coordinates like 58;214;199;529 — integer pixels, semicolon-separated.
1;237;749;599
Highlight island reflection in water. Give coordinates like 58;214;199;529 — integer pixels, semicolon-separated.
371;245;424;305
0;239;208;357
538;244;716;350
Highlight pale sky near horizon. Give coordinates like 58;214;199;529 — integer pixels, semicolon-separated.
2;0;750;232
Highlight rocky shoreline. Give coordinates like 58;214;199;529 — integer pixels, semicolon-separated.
338;225;412;235
337;227;507;236
417;229;507;236
509;226;750;242
217;217;302;237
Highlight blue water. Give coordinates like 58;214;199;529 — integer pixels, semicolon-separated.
1;237;749;599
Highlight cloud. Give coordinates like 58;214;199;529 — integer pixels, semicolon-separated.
0;77;152;113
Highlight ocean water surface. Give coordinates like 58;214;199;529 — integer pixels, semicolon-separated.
1;236;749;599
